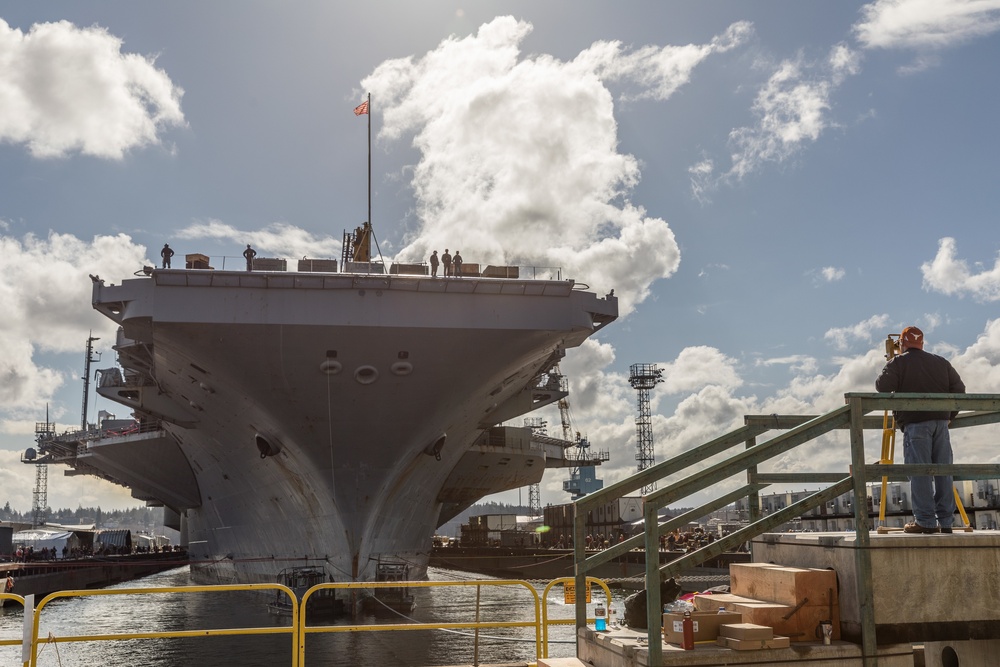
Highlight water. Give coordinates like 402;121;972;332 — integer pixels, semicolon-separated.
1;567;621;666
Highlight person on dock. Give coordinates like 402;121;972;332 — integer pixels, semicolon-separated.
875;326;965;534
430;250;439;277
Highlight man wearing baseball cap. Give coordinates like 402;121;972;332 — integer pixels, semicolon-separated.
875;326;965;533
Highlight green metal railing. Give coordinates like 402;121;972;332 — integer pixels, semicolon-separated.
571;392;1000;666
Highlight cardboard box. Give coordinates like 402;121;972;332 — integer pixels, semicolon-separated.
730;563;838;607
693;593;757;612
663;612;742;645
731;601;840;642
720;623;773;641
716;635;791;650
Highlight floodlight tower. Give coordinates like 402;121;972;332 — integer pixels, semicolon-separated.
30;412;55;527
629;363;663;494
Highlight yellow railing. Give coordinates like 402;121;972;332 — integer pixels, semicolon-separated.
540;577;612;658
22;584;299;667
6;577;612;667
1;593;27;656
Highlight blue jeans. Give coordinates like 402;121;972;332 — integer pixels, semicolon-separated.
902;420;955;528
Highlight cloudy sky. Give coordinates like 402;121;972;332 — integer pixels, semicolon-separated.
2;1;999;514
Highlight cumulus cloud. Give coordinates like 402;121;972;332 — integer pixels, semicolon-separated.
177;219;342;261
824;314;892;350
757;355;819;375
0;231;147;417
692;44;862;197
359;16;748;315
0;19;185;159
854;0;1000;51
921;237;1000;301
821;266;846;282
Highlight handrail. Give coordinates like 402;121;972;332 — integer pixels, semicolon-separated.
6;577;612;667
0;593;26;665
25;584;299;667
571;392;1000;666
299;579;544;666
539;577;612;658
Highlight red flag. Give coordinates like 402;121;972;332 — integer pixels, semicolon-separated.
354;100;369;116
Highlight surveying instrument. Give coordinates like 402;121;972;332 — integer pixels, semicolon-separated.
876;334;973;533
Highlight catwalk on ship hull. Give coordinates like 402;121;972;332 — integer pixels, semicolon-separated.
78;253;617;585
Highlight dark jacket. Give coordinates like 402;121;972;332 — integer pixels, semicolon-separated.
875;348;965;426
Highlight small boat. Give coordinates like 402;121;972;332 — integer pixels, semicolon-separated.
362;560;416;615
267;566;344;617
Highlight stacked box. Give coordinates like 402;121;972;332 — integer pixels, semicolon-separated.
716;622;790;650
713;563;841;642
663;611;742;645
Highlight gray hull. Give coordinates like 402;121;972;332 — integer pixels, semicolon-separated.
86;269;617;583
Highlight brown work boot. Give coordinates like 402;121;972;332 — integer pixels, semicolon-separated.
903;522;936;534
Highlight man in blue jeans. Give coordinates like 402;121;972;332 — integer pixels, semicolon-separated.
875;326;965;533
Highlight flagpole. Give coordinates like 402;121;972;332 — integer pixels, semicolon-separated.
367;92;371;228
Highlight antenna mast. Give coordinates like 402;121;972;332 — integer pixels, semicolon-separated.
81;334;101;431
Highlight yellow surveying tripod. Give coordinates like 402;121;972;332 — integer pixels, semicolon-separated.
876;334;973;534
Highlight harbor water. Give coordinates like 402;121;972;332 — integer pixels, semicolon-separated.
1;566;622;666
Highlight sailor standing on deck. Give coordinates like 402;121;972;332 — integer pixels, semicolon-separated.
4;572;12;594
441;249;452;277
430;250;439;277
160;243;174;269
243;244;257;271
453;251;463;277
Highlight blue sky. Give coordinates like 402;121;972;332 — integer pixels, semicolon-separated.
1;1;999;513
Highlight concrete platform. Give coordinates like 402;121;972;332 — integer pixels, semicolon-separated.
750;530;1000;644
575;627;913;666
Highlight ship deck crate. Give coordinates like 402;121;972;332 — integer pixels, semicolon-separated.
389;263;428;275
185;253;212;270
297;258;337;272
253;258;287;271
482;265;519;279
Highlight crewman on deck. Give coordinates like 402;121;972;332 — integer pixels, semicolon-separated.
442;249;452;276
430;250;439;277
4;572;13;593
160;243;175;269
243;244;257;271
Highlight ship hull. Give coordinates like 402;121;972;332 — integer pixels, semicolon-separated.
90;269;617;583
